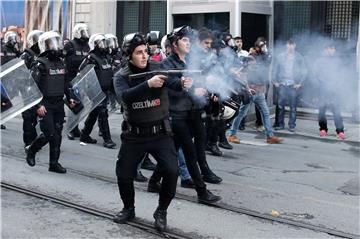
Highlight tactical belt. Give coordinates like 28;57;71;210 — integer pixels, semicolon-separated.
127;123;164;135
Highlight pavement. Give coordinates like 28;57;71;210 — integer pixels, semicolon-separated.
1;111;359;238
241;109;360;145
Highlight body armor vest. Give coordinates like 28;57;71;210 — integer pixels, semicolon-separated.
90;53;113;89
119;65;169;125
1;44;19;65
37;57;66;97
66;40;89;78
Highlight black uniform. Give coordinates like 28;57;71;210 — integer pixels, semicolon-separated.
64;38;90;138
20;46;41;146
113;62;181;211
1;42;21;130
0;43;20;65
64;38;90;81
27;52;71;171
107;48;123;111
149;53;222;201
79;49;115;147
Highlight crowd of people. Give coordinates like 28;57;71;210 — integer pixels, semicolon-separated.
0;23;347;232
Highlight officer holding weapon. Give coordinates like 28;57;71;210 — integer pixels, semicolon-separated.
26;31;76;173
20;30;44;149
78;33;116;149
64;23;90;140
112;32;192;232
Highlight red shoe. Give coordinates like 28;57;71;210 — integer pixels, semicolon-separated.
337;132;345;140
319;130;328;137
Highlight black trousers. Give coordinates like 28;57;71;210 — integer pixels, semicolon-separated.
82;97;112;141
116;132;178;210
22;107;38;146
206;117;224;144
29;101;65;165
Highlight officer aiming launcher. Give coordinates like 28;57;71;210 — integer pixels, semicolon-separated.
128;69;203;81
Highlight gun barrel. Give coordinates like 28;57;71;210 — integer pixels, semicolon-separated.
128;70;203;81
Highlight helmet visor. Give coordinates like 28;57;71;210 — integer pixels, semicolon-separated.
79;28;89;39
96;39;106;49
6;33;20;44
44;37;63;51
106;37;118;49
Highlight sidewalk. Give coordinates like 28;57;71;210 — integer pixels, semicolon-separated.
244;117;360;145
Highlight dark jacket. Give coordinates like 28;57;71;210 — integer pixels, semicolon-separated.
162;53;196;116
1;43;20;65
31;52;71;105
272;51;307;85
79;49;113;91
113;61;183;126
64;38;90;81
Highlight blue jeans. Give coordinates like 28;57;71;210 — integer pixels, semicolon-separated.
230;93;274;137
178;148;191;181
278;85;298;129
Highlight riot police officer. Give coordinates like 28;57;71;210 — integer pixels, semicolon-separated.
112;33;191;232
26;31;75;173
1;31;22;130
78;33;116;149
1;31;21;65
64;23;90;140
105;33;123;72
20;30;44;148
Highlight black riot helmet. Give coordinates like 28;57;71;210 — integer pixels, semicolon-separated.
121;33;147;57
146;31;161;46
167;26;192;44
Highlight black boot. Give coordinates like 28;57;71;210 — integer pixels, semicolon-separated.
181;179;195;188
141;156;156;170
25;133;47;166
218;140;233;150
153;207;167;232
1;124;6;130
201;161;222;184
203;172;222;184
218;141;233;150
26;145;36;167
147;179;161;193
198;190;222;204
206;143;223;156
113;207;135;224
49;163;67;173
67;127;80;140
135;171;148;182
103;139;116;149
80;132;97;144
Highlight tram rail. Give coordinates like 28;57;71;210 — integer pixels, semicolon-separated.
2;152;358;239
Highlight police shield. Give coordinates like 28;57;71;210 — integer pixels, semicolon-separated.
0;58;42;124
64;64;106;132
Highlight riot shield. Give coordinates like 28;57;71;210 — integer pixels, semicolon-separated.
0;58;43;124
64;64;106;132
